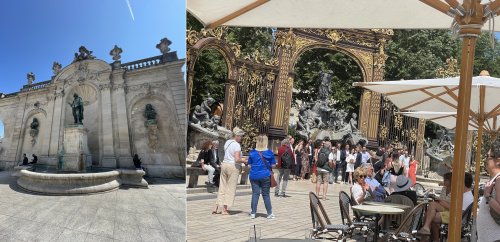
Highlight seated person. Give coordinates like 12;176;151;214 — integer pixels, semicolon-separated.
351;167;370;204
28;154;38;164
22;154;28;166
365;163;387;202
391;175;418;205
418;172;474;240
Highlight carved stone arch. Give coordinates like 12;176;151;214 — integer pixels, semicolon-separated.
17;108;48;161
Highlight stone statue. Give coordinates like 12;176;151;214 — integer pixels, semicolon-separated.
27;72;35;85
191;105;209;125
156;38;172;55
349;113;359;133
144;104;158;126
29;118;40;137
68;93;84;124
438;128;454;152
201;97;216;115
73;46;95;62
52;62;62;76
318;71;332;100
110;45;123;61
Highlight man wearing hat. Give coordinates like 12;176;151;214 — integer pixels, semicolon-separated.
213;127;247;215
391;175;418;205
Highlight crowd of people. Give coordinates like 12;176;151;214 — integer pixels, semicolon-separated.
193;128;500;241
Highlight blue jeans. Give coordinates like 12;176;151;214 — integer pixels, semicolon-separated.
250;177;272;215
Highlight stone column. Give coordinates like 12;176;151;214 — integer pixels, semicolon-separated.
41;93;56;164
99;83;116;167
110;70;133;168
6;95;28;166
48;87;65;158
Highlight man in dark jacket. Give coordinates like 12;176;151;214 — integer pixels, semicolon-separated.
354;145;363;169
340;144;350;183
276;136;294;197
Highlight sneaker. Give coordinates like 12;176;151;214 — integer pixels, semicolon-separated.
274;193;279;197
250;214;256;219
267;214;275;219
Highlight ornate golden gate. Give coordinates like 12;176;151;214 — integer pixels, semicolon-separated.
186;27;425;157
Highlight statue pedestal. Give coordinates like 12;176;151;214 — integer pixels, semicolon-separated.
62;125;92;172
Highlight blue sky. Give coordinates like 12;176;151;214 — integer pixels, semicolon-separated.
0;0;186;94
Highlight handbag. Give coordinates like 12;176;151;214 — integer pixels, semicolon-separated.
258;151;277;188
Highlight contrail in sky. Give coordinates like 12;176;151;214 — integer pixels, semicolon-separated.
125;0;135;21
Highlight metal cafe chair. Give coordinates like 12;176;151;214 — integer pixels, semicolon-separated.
439;203;473;242
338;191;375;241
309;192;350;241
380;202;428;242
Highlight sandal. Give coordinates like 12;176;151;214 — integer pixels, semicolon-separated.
417;228;430;235
221;210;229;215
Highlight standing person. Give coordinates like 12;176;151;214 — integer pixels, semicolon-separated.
212;127;247;215
340;144;350;183
307;139;314;179
315;141;334;200
328;145;338;184
400;150;410;177
294;140;304;181
345;148;356;185
248;135;276;219
477;140;500;242
133;154;143;170
407;155;418;187
333;143;343;184
300;143;310;180
211;140;221;187
196;140;216;185
360;146;371;167
276;137;294;197
354;145;362;170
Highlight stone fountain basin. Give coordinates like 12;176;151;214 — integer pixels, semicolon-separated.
17;169;148;195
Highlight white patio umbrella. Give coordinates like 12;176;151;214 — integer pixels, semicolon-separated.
357;74;500;219
187;0;500;239
188;0;500;30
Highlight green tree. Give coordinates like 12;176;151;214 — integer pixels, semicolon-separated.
293;49;363;114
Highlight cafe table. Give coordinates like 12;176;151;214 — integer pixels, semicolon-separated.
351;205;405;242
363;201;412;210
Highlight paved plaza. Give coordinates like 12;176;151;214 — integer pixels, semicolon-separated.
0;171;186;242
187;175;440;242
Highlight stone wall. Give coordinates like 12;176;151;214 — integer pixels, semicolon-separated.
0;45;185;179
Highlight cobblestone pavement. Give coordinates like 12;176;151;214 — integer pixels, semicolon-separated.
188;175;403;242
0;171;185;242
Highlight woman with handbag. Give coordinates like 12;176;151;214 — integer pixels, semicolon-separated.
248;134;276;219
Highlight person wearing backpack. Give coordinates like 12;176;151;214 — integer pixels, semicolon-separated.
276;137;294;197
315;141;335;200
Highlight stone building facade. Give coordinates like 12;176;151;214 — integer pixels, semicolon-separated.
0;38;186;179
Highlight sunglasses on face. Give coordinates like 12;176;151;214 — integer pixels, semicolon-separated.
358;175;366;179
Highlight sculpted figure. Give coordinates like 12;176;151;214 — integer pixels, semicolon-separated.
73;46;95;62
349;113;359;133
318;72;332;100
68;93;84;124
144;104;158;125
27;72;35;85
201;97;215;116
191;105;209;124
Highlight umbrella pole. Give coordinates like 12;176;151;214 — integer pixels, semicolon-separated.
448;35;478;242
472;87;485;219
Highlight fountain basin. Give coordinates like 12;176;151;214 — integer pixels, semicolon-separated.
17;169;148;195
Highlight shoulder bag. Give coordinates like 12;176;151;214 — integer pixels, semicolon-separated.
258;151;277;188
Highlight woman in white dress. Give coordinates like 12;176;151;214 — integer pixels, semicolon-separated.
346;148;356;185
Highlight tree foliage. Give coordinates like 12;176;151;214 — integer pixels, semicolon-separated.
187;13;273;110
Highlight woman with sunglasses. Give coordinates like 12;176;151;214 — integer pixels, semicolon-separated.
477;139;500;242
351;167;373;204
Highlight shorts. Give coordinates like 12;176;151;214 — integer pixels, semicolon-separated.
317;172;329;184
440;211;450;224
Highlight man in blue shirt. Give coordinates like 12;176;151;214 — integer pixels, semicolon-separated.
365;163;387;202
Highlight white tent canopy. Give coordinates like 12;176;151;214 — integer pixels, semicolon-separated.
188;0;500;30
398;111;499;132
354;76;500;120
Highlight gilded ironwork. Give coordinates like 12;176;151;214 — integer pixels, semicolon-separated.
379;125;389;140
394;113;404;130
436;57;460;78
